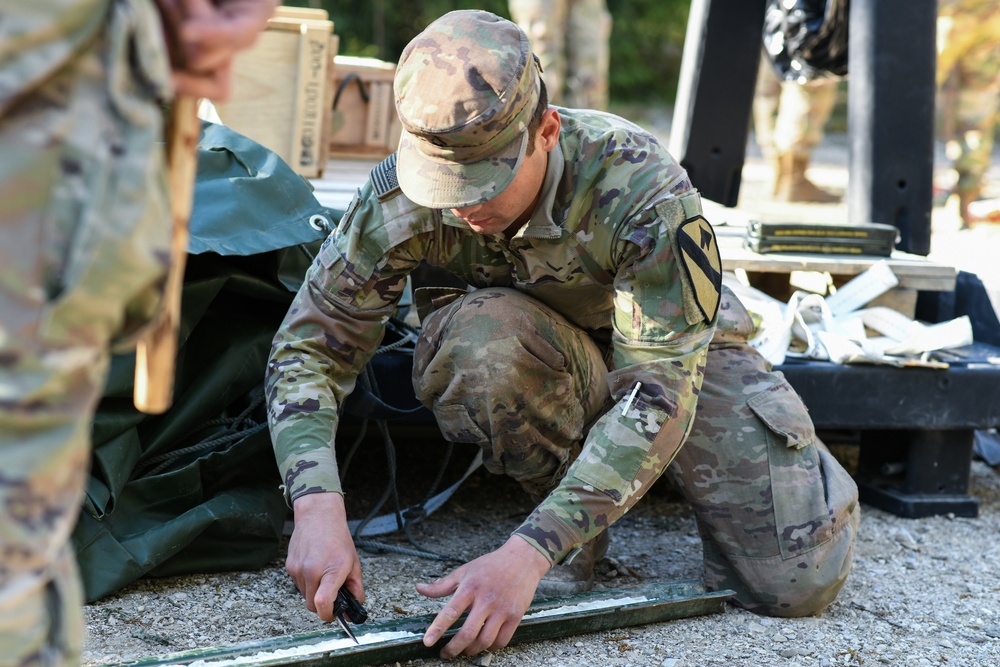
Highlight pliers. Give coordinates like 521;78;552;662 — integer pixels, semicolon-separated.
334;587;368;644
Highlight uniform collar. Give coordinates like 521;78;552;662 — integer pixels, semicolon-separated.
510;142;565;240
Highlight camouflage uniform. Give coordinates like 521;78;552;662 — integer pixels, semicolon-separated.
753;52;841;203
266;10;858;618
0;1;171;664
508;0;611;110
937;0;1000;227
753;54;839;162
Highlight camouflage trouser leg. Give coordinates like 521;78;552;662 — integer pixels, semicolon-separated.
0;6;170;663
0;386;96;667
509;0;570;106
510;0;611;110
0;132;106;665
753;53;782;159
663;291;860;617
564;0;611;110
773;76;838;157
412;288;610;499
947;80;1000;195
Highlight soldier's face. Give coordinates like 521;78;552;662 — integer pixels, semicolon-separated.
451;109;561;237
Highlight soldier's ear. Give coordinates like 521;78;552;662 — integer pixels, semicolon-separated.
539;109;561;151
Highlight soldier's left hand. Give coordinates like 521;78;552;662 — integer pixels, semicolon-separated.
416;535;550;658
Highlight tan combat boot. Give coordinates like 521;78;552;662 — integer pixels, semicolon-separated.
775;153;842;204
534;530;610;599
771;154;784;197
957;188;978;230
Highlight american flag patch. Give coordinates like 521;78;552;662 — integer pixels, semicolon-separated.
370;153;400;200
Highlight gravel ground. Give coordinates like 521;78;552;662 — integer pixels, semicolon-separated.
82;116;1000;667
82;450;1000;667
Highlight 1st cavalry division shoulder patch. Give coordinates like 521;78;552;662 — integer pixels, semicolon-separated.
675;215;723;324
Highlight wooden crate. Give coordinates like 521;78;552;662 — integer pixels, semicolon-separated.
214;7;336;178
329;56;402;159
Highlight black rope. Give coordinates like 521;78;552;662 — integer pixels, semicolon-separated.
376;318;454;511
143;423;268;478
350;368;399;538
339;411;370;479
353;539;459;562
349;342;464;565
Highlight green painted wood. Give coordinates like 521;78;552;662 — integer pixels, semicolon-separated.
98;581;733;667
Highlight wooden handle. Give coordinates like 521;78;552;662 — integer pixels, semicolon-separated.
133;96;200;414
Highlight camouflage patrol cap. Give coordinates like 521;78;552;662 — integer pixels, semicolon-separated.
393;10;541;209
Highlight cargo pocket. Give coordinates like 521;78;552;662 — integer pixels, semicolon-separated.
38;173;169;348
747;381;834;559
433;404;490;445
747;381;817;451
319;231;346;272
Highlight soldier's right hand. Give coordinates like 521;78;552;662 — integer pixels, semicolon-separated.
156;0;277;100
287;492;365;622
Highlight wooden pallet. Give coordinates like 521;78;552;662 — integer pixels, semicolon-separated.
717;228;957;318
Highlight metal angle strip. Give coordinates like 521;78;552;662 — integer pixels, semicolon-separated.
97;581;732;667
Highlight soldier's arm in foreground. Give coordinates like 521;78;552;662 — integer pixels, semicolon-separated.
266;185;421;620
515;195;719;564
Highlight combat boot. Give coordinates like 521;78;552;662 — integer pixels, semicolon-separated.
775;153;841;204
534;530;610;599
957;188;978;230
771;155;784;197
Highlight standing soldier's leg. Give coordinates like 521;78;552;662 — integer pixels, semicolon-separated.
754;55;782;153
564;0;611;110
753;53;783;194
775;78;838;156
948;70;1000;228
0;7;170;664
509;0;571;105
0;352;99;667
663;287;860;617
773;78;841;203
0;84;102;667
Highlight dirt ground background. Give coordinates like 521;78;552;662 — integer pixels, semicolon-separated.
81;116;1000;667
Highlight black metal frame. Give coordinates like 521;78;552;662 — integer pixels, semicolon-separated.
670;0;996;517
668;0;767;208
777;354;1000;518
670;0;937;254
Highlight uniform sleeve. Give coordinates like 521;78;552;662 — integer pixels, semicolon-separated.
264;189;418;505
513;194;722;564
